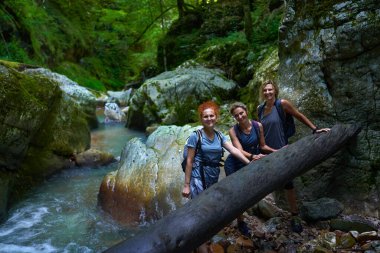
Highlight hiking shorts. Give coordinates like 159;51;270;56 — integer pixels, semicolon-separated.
190;177;205;199
224;155;245;176
190;164;219;198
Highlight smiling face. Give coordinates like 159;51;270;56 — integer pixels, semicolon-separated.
232;106;248;124
263;83;276;101
201;108;217;129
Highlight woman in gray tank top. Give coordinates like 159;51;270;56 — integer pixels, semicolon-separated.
258;80;330;233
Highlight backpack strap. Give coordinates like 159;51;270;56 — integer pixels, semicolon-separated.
274;99;286;123
194;129;202;154
251;120;260;138
214;130;224;158
257;102;265;121
195;129;207;190
251;120;260;154
233;124;241;140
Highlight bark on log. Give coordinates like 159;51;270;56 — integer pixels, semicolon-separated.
104;124;361;253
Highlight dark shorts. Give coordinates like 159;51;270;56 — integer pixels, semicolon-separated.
224;155;245;176
190;164;220;198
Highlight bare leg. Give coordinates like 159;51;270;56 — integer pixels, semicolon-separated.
236;214;244;222
197;243;210;253
286;188;298;214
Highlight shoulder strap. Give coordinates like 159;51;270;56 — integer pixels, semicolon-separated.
257;102;266;121
214;130;223;144
214;130;225;158
274;99;286;123
194;129;202;153
196;129;207;190
233;124;241;141
251;120;260;137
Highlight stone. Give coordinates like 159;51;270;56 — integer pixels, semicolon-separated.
126;61;237;129
301;197;344;221
74;148;116;167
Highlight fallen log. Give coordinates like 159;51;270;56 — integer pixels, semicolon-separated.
104;124;361;253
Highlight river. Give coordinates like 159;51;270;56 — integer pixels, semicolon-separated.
0;112;146;253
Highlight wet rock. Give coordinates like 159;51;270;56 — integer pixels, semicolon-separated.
336;231;356;248
357;231;379;244
330;215;379;233
74;148;116;167
301;197;344;221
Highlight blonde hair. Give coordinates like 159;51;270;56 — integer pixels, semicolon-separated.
260;80;279;101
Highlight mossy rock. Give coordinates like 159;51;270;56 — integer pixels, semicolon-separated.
0;63;91;218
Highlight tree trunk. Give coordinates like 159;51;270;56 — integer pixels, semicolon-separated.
104;124;361;253
242;0;253;43
177;0;185;19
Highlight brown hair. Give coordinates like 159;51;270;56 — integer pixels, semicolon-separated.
260;80;279;100
198;101;220;119
229;102;248;115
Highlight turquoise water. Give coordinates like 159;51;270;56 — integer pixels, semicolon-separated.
0;118;146;253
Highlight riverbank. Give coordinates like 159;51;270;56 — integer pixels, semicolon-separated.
208;197;380;253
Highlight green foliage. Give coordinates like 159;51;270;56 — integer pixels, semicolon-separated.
251;0;284;49
0;0;180;91
0;0;283;93
200;31;247;49
55;61;106;91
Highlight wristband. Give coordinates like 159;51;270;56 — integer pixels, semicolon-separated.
312;127;318;134
250;154;254;160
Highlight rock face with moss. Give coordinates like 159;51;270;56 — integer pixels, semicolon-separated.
277;0;380;216
0;61;94;221
127;61;237;130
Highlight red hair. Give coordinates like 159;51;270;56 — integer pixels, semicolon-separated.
198;101;220;119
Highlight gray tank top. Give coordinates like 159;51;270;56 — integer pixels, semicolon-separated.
260;106;287;149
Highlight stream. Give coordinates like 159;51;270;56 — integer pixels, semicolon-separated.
0;111;146;253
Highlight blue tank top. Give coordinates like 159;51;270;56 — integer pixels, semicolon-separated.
260;106;287;149
233;121;260;155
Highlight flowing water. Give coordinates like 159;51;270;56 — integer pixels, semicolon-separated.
0;111;147;253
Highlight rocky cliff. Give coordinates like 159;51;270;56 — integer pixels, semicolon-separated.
276;0;379;216
0;61;96;221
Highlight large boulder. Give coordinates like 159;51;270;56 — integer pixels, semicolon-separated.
276;0;380;216
24;67;98;129
0;61;94;221
98;125;197;224
126;61;238;129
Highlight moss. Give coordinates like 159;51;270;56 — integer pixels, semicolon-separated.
54;61;106;91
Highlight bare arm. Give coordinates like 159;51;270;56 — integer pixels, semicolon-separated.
281;99;330;133
182;147;195;198
223;141;251;164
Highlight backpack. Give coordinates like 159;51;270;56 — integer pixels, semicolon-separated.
233;120;261;155
258;99;296;143
181;129;224;172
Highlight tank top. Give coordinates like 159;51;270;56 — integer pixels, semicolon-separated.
260;106;287;149
234;121;260;155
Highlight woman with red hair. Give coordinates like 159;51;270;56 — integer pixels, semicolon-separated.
182;101;250;253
